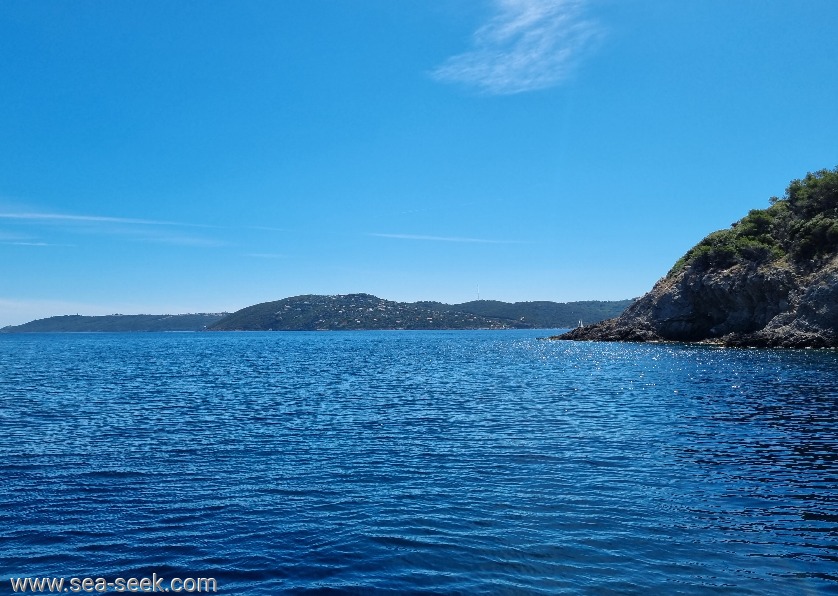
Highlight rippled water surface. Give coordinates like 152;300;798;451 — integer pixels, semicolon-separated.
1;331;837;594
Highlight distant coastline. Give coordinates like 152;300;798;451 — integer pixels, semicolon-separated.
0;313;227;333
1;295;633;333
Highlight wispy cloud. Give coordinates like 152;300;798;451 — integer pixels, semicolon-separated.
247;225;293;233
432;0;602;94
245;252;287;259
123;230;227;247
0;211;216;228
371;233;526;244
2;241;76;247
0;210;222;247
0;212;178;226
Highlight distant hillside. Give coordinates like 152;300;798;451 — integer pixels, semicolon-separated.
416;299;634;329
1;313;226;333
209;294;633;331
1;296;634;334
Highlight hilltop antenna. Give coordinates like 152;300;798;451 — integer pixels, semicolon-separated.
477;283;480;301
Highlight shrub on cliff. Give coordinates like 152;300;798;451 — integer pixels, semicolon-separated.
670;166;838;275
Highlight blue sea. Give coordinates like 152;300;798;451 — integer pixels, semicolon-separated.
1;330;837;594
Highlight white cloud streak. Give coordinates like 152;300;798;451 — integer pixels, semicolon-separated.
432;0;601;94
2;241;76;247
0;212;180;226
245;252;287;259
247;225;293;233
0;210;222;247
371;233;525;244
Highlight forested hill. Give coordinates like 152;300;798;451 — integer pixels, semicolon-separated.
1;313;226;333
2;296;634;333
208;294;633;331
416;299;635;329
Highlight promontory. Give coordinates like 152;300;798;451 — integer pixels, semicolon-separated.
555;167;838;348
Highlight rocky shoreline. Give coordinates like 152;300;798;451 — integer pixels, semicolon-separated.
554;168;838;349
553;255;838;348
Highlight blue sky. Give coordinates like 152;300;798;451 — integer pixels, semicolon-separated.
2;0;837;325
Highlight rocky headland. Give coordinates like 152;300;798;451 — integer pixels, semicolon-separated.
555;167;838;348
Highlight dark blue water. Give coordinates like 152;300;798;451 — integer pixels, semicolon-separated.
1;331;837;594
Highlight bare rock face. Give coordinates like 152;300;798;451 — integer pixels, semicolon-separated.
744;261;838;347
557;256;838;348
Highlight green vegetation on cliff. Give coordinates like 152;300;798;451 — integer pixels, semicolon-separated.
671;166;838;274
557;166;838;348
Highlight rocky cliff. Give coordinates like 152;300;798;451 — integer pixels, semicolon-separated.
556;167;838;348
